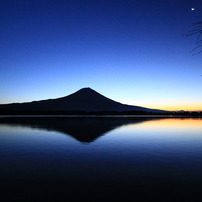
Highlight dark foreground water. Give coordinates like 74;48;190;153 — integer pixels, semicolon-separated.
0;116;202;201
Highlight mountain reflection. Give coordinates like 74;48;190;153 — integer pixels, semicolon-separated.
0;116;161;143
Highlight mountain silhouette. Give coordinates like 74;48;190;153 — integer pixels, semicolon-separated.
0;87;164;113
0;117;162;143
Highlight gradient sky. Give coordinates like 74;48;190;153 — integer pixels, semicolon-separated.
0;0;202;111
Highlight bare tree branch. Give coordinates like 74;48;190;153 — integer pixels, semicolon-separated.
184;21;202;55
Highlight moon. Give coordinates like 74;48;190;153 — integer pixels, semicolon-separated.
191;8;195;11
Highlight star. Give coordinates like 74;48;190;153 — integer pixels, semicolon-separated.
191;8;195;11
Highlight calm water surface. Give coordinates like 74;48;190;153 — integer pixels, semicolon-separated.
0;117;202;201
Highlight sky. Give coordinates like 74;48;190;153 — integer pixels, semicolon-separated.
0;0;202;111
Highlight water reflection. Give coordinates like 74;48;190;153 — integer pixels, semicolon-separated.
0;117;161;143
1;117;202;201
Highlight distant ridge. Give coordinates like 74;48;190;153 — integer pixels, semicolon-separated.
0;87;165;114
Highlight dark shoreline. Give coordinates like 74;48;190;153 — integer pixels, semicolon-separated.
0;109;201;117
0;114;202;118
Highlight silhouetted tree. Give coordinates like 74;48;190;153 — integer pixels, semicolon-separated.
185;21;202;55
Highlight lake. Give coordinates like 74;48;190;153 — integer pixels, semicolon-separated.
0;116;202;201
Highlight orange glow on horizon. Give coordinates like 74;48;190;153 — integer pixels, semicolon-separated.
132;103;202;112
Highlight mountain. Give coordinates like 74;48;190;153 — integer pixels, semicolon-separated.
0;87;165;113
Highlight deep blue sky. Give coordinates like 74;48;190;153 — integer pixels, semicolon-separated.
0;0;202;110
